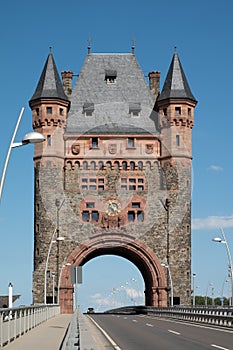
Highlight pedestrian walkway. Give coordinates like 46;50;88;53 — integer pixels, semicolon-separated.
4;314;72;350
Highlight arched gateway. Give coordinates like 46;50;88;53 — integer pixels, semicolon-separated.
29;46;197;312
60;234;167;313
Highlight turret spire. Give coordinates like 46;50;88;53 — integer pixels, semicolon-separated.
29;50;69;104
157;50;196;103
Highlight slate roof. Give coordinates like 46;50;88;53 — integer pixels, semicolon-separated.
66;53;159;135
157;51;196;103
29;51;69;103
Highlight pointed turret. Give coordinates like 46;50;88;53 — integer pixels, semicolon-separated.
29;50;70;163
157;50;197;103
156;49;197;161
29;49;69;104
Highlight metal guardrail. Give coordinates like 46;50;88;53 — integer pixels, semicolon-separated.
60;308;80;350
0;304;60;347
106;305;233;328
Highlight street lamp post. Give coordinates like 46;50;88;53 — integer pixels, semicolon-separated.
212;228;233;306
0;107;45;202
161;262;173;307
160;198;171;306
192;273;196;306
44;229;64;304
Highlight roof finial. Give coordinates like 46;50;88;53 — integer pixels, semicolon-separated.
132;38;136;55
174;45;177;53
88;37;92;55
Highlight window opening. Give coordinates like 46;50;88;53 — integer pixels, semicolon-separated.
105;70;117;84
175;106;181;115
47;135;51;146
46;107;52;114
91;137;98;148
176;135;180;146
128;138;135;148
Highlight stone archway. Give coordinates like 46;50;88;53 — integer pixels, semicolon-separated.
59;233;167;313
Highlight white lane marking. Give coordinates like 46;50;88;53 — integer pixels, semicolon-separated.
146;323;154;327
211;345;230;350
87;316;122;350
132;319;138;322
148;316;233;334
168;329;181;335
123;316;128;319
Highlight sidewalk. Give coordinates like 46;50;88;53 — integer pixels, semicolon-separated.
4;314;72;350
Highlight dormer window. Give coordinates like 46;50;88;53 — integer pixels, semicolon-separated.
83;102;94;116
129;102;141;117
105;70;117;84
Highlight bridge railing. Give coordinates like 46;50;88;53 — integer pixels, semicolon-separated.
106;305;233;328
0;304;60;347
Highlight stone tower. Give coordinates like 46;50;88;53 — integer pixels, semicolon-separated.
29;47;197;313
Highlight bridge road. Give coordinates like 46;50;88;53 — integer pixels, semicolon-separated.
89;314;233;350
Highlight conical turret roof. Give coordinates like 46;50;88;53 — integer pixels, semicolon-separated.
157;51;196;103
30;50;69;103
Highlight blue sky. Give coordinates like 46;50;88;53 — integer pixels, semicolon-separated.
0;0;233;311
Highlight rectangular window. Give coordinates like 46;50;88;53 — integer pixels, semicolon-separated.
59;108;64;116
163;108;167;116
188;108;191;116
128;211;135;221
92;211;99;222
47;135;51;146
46;107;52;114
120;177;145;191
86;202;95;208
176;135;180;146
105;70;117;84
98;185;104;191
129;102;141;117
90;185;96;190
128;138;135;148
132;202;140;208
92;137;98;148
82;185;88;190
36;108;40;116
175;106;181;115
137;211;144;221
98;178;104;183
82;211;90;221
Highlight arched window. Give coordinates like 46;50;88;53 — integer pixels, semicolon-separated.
98;161;104;170
114;161;119;170
75;161;80;169
122;161;127;170
146;161;151;170
138;161;143;170
130;161;135;170
91;161;96;170
83;161;88;170
106;161;112;169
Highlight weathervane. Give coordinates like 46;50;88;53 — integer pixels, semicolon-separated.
132;38;136;55
88;37;92;55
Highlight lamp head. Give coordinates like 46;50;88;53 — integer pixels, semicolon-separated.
22;132;45;144
212;237;223;243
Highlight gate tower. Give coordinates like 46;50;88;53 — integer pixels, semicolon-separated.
29;46;197;313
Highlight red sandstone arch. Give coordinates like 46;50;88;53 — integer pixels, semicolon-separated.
59;233;167;313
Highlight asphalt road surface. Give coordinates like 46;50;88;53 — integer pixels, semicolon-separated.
89;314;233;350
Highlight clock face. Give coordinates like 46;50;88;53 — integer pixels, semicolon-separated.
106;199;121;216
